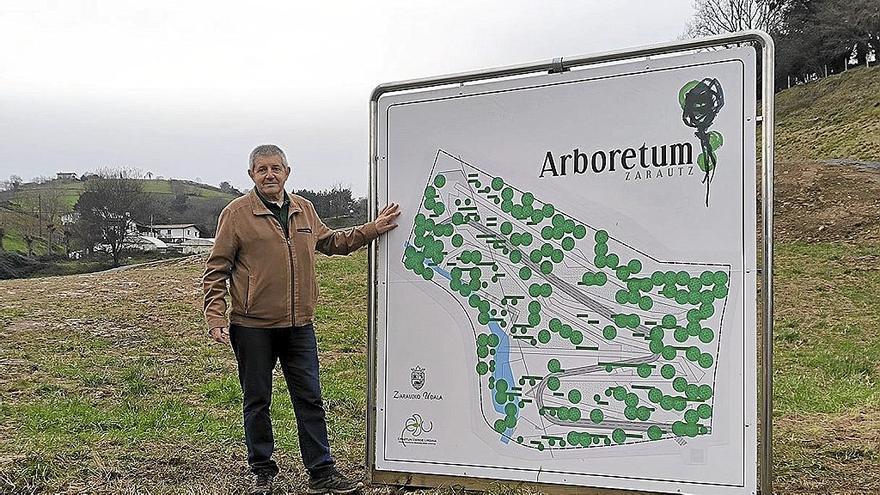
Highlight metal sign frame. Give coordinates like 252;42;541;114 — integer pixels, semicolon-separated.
367;30;774;495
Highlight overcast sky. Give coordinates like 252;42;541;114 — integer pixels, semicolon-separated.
0;1;696;196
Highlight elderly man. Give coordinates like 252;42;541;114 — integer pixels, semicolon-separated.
203;144;399;494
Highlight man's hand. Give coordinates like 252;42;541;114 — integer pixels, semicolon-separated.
209;326;230;345
375;203;401;234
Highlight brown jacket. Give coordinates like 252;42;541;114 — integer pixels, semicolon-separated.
203;188;379;329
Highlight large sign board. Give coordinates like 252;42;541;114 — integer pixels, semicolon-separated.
369;35;772;495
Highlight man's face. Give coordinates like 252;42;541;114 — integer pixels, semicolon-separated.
249;154;290;199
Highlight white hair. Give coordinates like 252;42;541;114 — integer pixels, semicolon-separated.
249;144;289;170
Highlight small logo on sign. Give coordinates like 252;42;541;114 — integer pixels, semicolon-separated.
398;413;437;447
410;365;426;390
404;413;433;436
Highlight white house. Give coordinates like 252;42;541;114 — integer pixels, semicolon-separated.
137;223;205;242
133;223;214;254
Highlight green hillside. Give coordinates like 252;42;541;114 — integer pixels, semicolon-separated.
0;178;236;209
0;178;239;256
776;65;880;162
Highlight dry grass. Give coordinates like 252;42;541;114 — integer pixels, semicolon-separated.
775;65;880;163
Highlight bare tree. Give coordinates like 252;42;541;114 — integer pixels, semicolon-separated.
9;175;23;191
41;189;66;253
46;223;58;255
0;209;14;253
14;191;44;256
12;213;41;257
23;235;36;257
686;0;788;37
63;228;73;257
15;187;67;251
74;169;146;266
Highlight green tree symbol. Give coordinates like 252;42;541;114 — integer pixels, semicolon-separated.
679;79;725;207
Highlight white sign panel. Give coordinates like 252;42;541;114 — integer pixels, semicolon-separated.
373;46;757;495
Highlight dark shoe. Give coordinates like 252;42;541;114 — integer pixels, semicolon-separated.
249;472;274;495
308;469;363;494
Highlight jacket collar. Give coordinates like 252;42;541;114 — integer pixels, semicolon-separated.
248;188;302;216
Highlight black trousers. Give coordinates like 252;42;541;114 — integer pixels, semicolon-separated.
229;324;335;478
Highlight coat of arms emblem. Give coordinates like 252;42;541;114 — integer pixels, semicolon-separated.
410;366;426;390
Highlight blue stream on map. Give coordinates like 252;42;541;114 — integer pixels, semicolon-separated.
416;251;518;443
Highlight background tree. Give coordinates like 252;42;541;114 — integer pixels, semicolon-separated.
774;0;879;86
293;186;365;227
72;213;100;258
23;234;36;257
0;226;5;251
219;181;243;196
807;0;877;66
687;0;879;89
170;193;189;213
73;169;147;266
41;190;66;254
0;210;25;254
13;214;40;257
352;197;368;225
46;223;58;255
63;228;73;257
8;175;23;191
686;0;789;36
11;192;44;257
14;187;67;253
294;188;320;207
149;195;228;237
326;183;355;220
15;190;42;240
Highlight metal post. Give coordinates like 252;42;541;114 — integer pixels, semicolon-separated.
760;32;776;495
366;97;379;485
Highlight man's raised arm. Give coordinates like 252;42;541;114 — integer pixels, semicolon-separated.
314;202;400;256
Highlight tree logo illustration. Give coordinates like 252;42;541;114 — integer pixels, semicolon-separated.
680;78;725;207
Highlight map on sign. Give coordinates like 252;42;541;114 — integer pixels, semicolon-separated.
402;150;730;452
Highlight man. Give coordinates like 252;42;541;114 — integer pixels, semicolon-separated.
203;144;400;494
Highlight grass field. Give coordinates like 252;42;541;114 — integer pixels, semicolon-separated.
775;65;880;162
0;242;878;494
